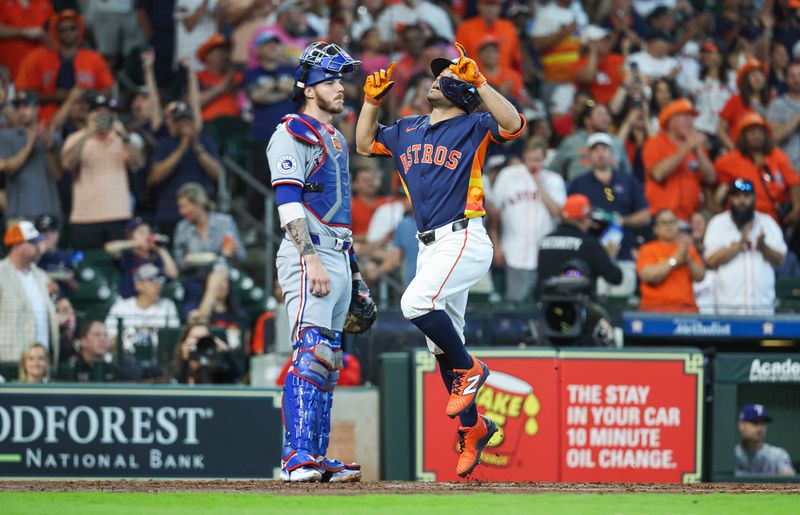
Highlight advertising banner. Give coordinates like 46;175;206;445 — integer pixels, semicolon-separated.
415;350;560;482
414;349;703;483
0;386;283;478
559;350;704;483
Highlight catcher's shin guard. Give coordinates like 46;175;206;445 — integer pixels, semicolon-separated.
315;333;361;482
282;327;339;457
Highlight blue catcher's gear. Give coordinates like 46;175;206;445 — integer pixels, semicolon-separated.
437;76;481;114
282;113;352;227
290;327;341;388
294;41;361;98
313;331;361;483
281;327;341;470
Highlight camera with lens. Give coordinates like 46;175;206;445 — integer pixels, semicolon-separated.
189;335;217;363
538;259;615;347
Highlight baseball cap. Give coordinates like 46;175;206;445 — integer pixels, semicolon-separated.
739;403;772;423
12;91;39;107
658;98;698;129
125;217;148;237
562;194;592;220
255;31;282;46
88;93;119;111
34;215;60;233
197;33;231;63
731;111;770;143
431;55;458;78
586;132;613;149
4;221;43;246
731;178;755;195
701;41;719;53
736;58;768;91
169;101;194;121
134;263;165;283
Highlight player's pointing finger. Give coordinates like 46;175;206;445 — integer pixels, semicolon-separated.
454;42;467;58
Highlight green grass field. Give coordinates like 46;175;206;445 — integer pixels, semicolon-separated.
1;492;797;515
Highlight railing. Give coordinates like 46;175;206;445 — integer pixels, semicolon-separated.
221;157;279;299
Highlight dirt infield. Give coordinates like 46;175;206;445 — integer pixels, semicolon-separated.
1;480;799;495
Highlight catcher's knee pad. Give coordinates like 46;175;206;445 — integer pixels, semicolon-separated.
321;331;342;392
292;327;342;388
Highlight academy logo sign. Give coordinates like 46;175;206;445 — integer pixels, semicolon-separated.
749;359;800;383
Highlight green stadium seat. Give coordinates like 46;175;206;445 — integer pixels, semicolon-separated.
776;277;800;312
162;280;185;303
0;362;19;382
77;248;119;284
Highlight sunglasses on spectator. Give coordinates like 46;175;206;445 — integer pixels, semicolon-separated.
58;25;78;33
733;178;755;193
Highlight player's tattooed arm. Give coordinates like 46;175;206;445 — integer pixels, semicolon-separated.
286;218;316;256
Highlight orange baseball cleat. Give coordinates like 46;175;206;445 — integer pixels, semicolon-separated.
456;415;498;478
446;355;489;418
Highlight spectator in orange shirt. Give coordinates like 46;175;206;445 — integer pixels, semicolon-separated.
642;98;715;225
717;58;770;152
574;25;624;105
197;34;242;123
477;37;527;106
15;10;114;124
637;208;705;313
196;33;246;162
0;0;53;80
714;112;800;226
455;0;522;71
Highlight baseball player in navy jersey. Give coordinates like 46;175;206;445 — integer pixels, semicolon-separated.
355;43;526;477
268;41;373;483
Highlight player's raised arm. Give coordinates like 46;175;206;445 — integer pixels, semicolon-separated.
448;42;522;134
356;61;396;156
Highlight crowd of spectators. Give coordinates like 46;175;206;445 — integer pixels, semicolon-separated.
2;0;800;381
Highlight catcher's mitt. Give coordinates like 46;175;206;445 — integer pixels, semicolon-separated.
343;279;377;334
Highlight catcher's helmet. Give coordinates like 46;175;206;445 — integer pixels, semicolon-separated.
437;76;481;114
294;41;361;99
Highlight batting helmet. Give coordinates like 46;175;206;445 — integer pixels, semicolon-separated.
294;41;361;99
437;76;481;114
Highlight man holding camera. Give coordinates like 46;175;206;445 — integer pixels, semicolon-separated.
535;194;623;300
61;93;144;249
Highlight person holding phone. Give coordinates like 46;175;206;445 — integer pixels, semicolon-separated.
60;93;145;249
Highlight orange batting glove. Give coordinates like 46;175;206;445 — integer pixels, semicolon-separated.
449;42;487;88
364;61;396;105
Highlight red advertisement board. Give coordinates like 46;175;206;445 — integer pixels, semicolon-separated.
414;349;703;483
415;350;560;482
559;351;703;483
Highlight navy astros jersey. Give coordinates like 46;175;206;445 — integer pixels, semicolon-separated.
370;112;525;232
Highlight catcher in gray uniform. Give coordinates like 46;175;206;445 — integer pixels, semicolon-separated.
268;41;376;483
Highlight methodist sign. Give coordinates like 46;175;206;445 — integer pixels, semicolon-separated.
415;348;703;483
0;385;283;478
